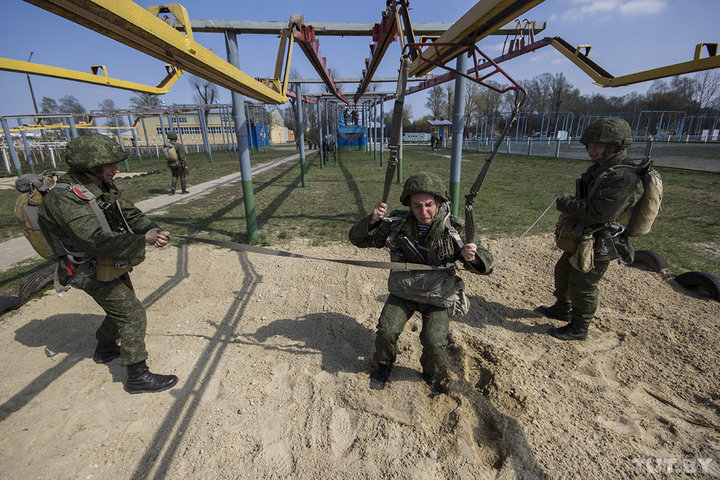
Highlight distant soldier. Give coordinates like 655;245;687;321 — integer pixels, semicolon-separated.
536;118;644;340
165;131;188;195
430;133;437;150
38;134;179;394
349;172;493;396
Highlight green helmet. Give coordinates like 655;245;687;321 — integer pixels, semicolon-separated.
400;172;449;206
580;118;633;149
64;134;128;171
167;131;178;140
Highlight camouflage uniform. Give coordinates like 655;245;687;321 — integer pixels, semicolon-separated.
542;119;644;339
349;172;493;384
166;132;187;194
38;134;178;393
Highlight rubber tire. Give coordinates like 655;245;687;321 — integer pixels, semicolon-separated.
674;271;720;302
632;249;670;274
0;295;22;314
17;267;55;301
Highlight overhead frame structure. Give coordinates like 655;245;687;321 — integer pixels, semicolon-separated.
0;58;182;94
407;0;545;77
23;0;290;104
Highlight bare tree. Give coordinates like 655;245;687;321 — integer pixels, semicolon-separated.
129;93;161;110
189;74;219;122
98;98;126;132
692;70;720;109
425;86;446;118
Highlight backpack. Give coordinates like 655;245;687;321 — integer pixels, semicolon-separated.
163;144;178;162
14;173;69;260
14;172;143;282
590;159;663;237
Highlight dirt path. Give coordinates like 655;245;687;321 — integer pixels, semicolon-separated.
1;235;718;479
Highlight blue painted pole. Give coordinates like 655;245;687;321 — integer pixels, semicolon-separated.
449;53;468;216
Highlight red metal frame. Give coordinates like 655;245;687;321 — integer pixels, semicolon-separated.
354;5;398;103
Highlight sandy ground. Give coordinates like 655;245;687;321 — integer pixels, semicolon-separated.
1;235;719;479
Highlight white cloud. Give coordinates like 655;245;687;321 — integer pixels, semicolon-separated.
559;0;667;21
618;0;668;16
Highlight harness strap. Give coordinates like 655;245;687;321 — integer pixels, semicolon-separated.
178;235;456;272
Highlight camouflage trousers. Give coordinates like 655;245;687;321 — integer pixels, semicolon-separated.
170;165;186;191
374;293;449;377
553;252;611;328
81;273;148;365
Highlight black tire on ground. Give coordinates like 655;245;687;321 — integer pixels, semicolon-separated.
631;249;670;274
17;267;56;301
674;271;720;302
0;295;22;314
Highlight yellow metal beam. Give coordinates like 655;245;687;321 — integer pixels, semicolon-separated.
408;0;545;77
24;0;289;104
550;37;720;87
0;57;181;94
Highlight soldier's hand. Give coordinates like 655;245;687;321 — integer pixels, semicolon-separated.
555;193;571;211
155;230;171;248
461;243;477;262
371;202;387;223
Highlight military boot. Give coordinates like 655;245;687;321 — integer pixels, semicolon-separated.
125;361;179;394
422;373;445;398
369;363;392;390
535;302;572;322
170;184;176;195
548;322;588;341
92;340;120;364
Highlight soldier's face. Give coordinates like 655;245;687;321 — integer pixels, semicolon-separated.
586;142;618;164
100;162;120;182
410;193;437;225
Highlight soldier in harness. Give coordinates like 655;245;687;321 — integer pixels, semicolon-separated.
536;118;644;340
38;134;179;394
349;172;493;396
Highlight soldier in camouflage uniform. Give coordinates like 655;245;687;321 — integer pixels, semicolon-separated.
166;131;188;195
536;118;644;340
349;172;493;396
39;134;179;394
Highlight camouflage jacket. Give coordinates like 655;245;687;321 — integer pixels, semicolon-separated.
349;204;493;276
38;170;159;279
557;150;644;261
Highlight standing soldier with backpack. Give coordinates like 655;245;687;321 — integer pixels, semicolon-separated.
536;118;645;340
165;131;188;195
38;134;179;394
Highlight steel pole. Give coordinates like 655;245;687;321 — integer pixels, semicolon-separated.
449;53;468;216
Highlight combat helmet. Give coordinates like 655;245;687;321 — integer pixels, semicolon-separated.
580;118;633;150
64;134;128;171
400;172;449;206
167;131;178;140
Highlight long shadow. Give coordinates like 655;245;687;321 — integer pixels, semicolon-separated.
336;156;368;217
238;312;375;374
456;295;553;335
445;340;548;478
142;243;190;309
130;251;261;479
0;313;98;422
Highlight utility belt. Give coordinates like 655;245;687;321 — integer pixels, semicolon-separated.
554;214;625;272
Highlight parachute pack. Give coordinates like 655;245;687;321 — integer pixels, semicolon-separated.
591;159;663;237
163;144;178;162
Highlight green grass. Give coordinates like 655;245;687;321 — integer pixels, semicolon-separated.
2;145;718;299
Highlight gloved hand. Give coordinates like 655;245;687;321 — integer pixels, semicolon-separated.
555;193;571;211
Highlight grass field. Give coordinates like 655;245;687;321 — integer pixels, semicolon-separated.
1;145;718;298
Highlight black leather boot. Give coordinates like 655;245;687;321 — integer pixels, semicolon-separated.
535;302;572;322
125;361;178;394
369;363;392;390
92;341;120;364
548;322;588;341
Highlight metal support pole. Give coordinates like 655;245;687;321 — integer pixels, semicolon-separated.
68;116;78;139
129;115;142;163
295;83;307;187
449;53;468;216
317;100;324;169
159;114;168;145
18;120;36;174
226;30;258;242
197;108;213;162
1;118;23;176
380;99;384;166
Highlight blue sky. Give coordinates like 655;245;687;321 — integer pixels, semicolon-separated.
1;0;718;119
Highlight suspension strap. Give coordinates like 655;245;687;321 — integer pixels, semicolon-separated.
382;57;410;203
178;235;455;272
